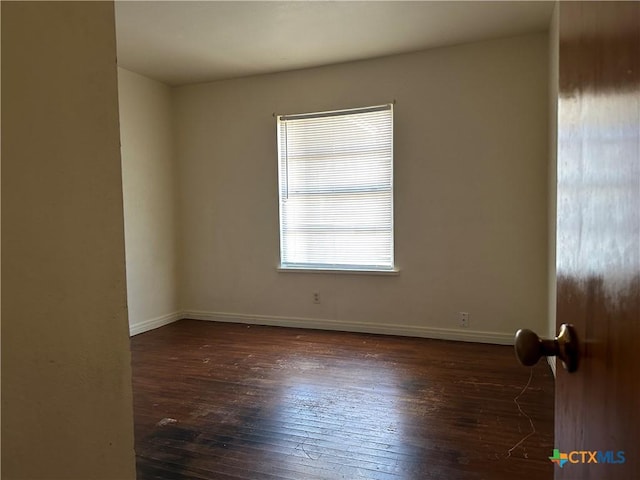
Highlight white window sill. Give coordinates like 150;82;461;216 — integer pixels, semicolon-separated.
277;266;400;276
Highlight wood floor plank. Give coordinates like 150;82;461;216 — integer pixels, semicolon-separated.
131;320;554;480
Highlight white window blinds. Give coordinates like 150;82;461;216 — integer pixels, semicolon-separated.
277;104;394;271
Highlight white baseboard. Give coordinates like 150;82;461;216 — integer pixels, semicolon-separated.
181;310;514;345
129;311;182;336
131;310;515;345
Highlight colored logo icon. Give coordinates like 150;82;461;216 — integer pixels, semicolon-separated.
550;449;569;468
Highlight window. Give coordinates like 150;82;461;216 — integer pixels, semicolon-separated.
277;104;394;272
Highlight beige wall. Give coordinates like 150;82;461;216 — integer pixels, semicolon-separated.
174;33;549;343
1;2;136;478
547;3;559;373
118;67;180;334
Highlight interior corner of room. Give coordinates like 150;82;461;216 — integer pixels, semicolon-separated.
118;30;553;346
9;1;639;478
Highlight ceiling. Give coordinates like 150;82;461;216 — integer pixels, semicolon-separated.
115;1;554;87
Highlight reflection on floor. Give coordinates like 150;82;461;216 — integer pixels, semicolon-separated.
131;320;554;480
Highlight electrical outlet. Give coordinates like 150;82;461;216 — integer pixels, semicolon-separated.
459;312;469;328
313;291;321;304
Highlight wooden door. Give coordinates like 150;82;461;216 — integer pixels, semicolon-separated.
555;2;639;479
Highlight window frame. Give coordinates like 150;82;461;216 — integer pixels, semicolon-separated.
276;104;396;274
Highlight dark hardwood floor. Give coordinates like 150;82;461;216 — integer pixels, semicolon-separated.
131;320;554;480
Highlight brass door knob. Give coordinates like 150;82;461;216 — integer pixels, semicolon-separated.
514;323;579;373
